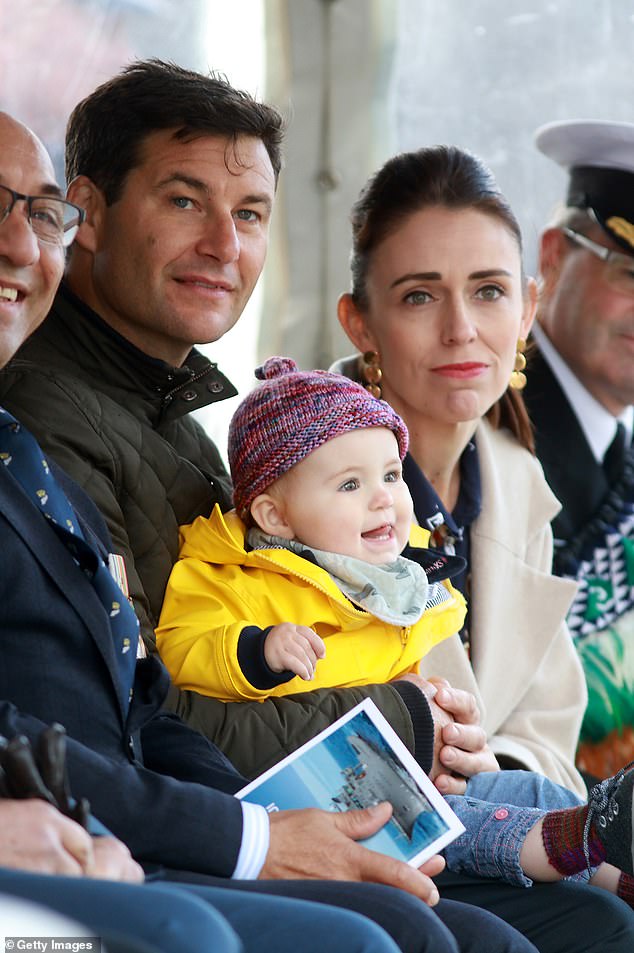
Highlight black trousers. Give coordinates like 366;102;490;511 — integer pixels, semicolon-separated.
162;867;634;953
163;871;539;953
436;869;634;953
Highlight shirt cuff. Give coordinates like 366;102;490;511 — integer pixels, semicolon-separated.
232;801;270;879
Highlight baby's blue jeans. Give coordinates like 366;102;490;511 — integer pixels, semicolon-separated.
444;770;586;887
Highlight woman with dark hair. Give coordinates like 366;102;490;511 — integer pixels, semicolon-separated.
336;145;586;799
330;146;634;947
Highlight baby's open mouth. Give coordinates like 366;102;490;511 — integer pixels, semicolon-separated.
362;524;392;541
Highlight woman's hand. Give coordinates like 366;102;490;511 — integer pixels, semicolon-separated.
396;674;499;794
428;677;500;793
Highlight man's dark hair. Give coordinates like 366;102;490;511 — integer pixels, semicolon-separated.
65;59;285;203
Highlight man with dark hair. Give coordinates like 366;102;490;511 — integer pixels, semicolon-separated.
64;59;284;202
0;106;534;953
0;58;463;782
526;119;634;781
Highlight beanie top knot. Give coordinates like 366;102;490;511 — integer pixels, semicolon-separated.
255;356;298;381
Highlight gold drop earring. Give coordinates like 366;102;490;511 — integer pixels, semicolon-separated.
509;339;527;390
360;350;382;398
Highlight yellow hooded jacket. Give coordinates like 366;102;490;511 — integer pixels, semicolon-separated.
157;506;466;703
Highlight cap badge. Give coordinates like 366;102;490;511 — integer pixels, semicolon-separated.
606;216;634;250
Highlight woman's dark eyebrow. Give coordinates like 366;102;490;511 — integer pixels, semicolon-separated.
468;269;513;279
390;271;441;288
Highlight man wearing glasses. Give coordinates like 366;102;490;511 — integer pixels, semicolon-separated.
0;184;84;364
525;119;634;782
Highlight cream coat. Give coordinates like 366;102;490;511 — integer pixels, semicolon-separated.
419;420;587;797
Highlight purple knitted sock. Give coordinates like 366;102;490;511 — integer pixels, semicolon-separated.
541;807;607;875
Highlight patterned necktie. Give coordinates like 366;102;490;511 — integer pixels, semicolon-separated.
0;407;139;713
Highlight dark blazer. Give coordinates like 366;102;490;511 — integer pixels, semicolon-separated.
523;346;610;544
0;452;245;877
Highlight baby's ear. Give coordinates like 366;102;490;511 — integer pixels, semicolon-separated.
250;493;294;539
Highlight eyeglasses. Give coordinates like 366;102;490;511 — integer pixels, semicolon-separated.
562;227;634;297
0;184;85;248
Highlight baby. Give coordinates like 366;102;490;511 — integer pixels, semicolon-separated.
157;357;634;905
158;356;466;702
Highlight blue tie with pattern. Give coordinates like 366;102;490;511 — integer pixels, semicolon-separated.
0;407;139;713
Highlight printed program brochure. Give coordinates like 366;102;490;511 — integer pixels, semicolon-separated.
237;698;465;867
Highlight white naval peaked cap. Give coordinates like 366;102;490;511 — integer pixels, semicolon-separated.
535;119;634;175
535;119;634;254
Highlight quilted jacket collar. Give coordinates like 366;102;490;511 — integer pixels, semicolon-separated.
24;281;238;422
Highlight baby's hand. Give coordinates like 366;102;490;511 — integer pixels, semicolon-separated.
264;624;326;680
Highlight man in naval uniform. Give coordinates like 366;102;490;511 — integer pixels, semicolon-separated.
524;119;634;780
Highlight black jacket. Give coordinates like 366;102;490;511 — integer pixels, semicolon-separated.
0;454;246;876
523;345;611;545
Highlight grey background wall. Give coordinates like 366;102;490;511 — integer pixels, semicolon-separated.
3;0;634;455
269;0;634;368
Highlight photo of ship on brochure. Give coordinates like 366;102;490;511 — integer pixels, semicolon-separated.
237;698;465;867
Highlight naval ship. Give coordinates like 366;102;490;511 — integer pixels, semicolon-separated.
331;734;431;839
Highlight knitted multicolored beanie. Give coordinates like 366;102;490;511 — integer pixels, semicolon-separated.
229;356;409;518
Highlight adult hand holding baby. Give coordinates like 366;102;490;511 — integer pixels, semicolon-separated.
396;674;499;794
